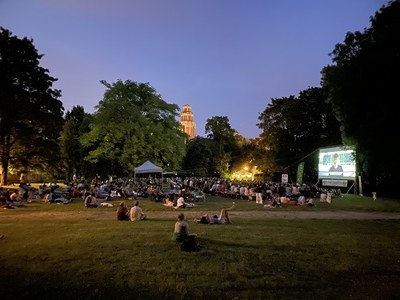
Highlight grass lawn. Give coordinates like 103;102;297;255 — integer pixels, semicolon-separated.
1;193;400;299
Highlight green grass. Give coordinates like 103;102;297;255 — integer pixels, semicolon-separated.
1;194;400;299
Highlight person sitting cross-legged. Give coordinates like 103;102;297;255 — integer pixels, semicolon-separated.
130;200;147;221
117;201;130;221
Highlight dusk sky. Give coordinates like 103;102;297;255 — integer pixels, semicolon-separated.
1;0;390;138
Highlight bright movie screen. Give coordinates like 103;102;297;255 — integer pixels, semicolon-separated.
318;146;356;180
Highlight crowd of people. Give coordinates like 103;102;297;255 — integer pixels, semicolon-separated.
1;174;325;209
0;182;40;208
1;175;329;253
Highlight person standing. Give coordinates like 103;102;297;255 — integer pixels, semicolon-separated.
130;201;147;221
255;184;263;204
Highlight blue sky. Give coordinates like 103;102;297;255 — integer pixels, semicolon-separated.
0;0;390;138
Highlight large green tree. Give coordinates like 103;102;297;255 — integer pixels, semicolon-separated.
322;0;400;194
258;87;341;182
80;80;186;177
205;116;240;177
0;27;64;185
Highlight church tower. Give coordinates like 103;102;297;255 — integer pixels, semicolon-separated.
180;104;196;139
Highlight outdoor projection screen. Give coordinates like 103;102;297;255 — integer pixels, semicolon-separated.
318;146;356;181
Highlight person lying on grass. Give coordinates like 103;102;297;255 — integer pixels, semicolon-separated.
84;192;113;208
195;202;235;224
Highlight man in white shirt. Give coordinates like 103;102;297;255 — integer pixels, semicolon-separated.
130;201;146;221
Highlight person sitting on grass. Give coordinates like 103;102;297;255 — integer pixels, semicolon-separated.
84;192;99;208
306;198;315;207
263;196;282;209
176;194;194;208
196;202;235;224
0;188;14;209
172;213;199;252
8;189;24;207
117;201;130;221
130;200;147;221
162;196;174;207
46;187;71;204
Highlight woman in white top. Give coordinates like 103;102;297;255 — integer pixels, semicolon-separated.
177;196;186;208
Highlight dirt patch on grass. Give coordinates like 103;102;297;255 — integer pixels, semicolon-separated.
1;208;400;221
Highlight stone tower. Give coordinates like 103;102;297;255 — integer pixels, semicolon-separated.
180;104;196;139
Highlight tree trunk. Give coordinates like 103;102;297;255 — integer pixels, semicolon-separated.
0;166;4;186
1;156;9;186
0;134;11;186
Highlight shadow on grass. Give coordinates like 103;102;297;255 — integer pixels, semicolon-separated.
197;237;264;251
0;258;181;300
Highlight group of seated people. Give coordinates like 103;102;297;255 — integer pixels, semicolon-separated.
0;183;40;208
44;186;71;204
263;195;315;208
162;192;196;208
0;188;24;209
116;200;147;221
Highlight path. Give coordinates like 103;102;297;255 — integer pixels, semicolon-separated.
1;209;400;220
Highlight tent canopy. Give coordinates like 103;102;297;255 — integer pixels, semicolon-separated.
134;160;162;175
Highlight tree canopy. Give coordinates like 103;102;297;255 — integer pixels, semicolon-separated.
182;136;214;177
80;80;186;177
0;27;64;184
204;116;240;177
322;0;400;193
258;87;342;181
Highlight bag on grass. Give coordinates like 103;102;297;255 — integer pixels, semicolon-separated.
180;235;200;252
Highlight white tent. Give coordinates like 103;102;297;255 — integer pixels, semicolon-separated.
134;160;163;181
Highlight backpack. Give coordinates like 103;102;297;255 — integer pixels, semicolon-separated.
180;235;200;252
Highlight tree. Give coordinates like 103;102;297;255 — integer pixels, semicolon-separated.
322;0;400;194
205;116;240;177
80;80;186;177
258;87;341;182
182;137;213;177
59;106;92;181
0;27;64;185
230;138;277;181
